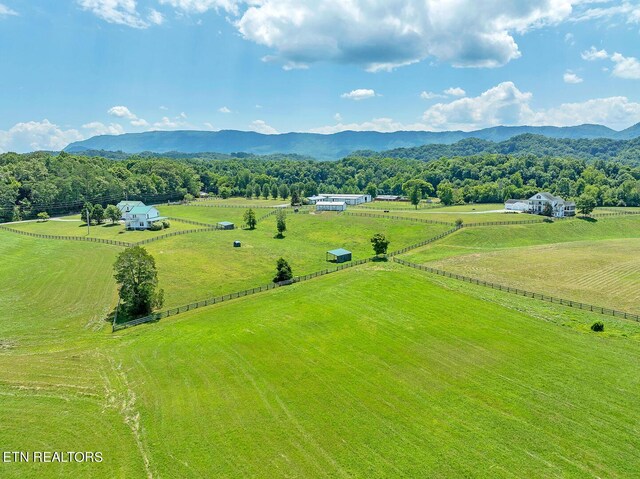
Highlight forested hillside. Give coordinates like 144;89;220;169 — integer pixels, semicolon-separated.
2;150;640;221
357;134;640;163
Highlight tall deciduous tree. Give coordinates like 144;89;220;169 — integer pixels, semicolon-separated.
105;204;121;224
576;193;597;216
244;208;257;230
80;202;93;224
276;209;287;237
91;204;105;224
409;186;421;209
113;246;164;317
371;233;390;256
273;258;293;283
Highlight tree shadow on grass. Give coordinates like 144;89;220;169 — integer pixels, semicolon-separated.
372;256;389;262
273;234;286;239
578;216;598;223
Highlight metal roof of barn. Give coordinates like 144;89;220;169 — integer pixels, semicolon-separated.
327;248;352;256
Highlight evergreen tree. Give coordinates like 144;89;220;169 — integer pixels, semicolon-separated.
244;208;257;230
273;258;293;283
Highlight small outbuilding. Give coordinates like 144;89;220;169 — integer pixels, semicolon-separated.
326;248;352;263
217;221;235;230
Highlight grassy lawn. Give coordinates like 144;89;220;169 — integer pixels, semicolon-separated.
112;264;640;478
425;238;640;314
147;212;449;308
0;230;146;478
159;204;266;226
193;197;289;207
356;199;440;210
401;215;640;263
7;215;203;241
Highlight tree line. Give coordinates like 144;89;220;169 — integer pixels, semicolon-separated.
2;148;640;222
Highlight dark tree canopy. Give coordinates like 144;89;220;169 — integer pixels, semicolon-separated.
113;246;164;318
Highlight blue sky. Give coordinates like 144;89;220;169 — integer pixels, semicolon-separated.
0;0;639;152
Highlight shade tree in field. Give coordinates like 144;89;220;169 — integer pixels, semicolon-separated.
276;209;287;237
577;193;597;216
36;212;49;222
80;202;93;224
91;204;105;224
409;186;421;209
437;181;454;206
113;246;164;318
105;204;121;224
279;184;290;200
244;208;257;230
273;258;293;283
371;233;390;257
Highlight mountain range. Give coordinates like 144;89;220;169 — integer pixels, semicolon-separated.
65;123;640;161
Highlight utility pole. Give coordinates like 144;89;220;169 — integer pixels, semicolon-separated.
87;208;90;235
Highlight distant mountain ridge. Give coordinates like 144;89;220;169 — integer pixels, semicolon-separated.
65;123;640;160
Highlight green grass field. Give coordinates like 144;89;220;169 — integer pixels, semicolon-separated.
111;265;640;478
355;199;440;210
3;210;640;478
159;204;271;226
147;212;449;308
194;197;289;207
402;215;640;263
8;216;203;241
426;238;640;314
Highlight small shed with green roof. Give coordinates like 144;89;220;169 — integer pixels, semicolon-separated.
326;248;352;263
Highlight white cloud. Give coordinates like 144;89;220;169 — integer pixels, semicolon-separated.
148;9;164;25
203;122;217;130
234;1;578;71
581;46;608;61
159;105;169;110
130;118;150;127
108;105;137;120
420;91;445;100
0;3;18;17
159;0;240;15
563;71;583;83
611;52;640;80
77;0;150;28
0;120;83;153
417;81;640;131
564;32;575;45
218;106;232;113
444;87;466;97
249;120;278;134
572;1;640;24
309;117;428;134
153;116;187;129
334;113;343;122
82;121;125;136
341;89;376;101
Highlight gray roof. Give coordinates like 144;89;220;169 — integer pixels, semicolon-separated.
505;199;527;204
327;248;351;257
218;221;234;226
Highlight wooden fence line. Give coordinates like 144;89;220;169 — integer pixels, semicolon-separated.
393;257;640;323
113;258;372;331
342;211;455;226
0;224;133;247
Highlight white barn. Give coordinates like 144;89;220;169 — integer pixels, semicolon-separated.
316;201;347;212
124;205;167;230
308;193;371;206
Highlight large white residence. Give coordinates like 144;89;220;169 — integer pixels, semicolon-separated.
528;192;576;217
307;193;372;206
504;192;576;217
116;200;145;219
123;204;167;230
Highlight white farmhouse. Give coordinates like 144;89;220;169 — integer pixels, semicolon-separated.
124;205;167;230
116;200;145;219
528;192;576;218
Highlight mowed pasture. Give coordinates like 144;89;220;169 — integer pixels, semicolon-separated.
401;215;640;263
0;230;146;478
356;199;441;210
7;215;204;240
160;204;266;225
147;211;450;308
427;238;640;314
194;197;290;207
113;265;640;478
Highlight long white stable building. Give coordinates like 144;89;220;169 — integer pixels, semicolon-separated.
307;193;372;206
316;201;347;212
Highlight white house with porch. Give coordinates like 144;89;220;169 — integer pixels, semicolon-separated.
116;200;145;219
528;192;576;218
124;205;167;230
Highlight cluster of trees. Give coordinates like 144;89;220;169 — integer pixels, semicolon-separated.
0;151;200;221
79;202;121;225
3;148;640;223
